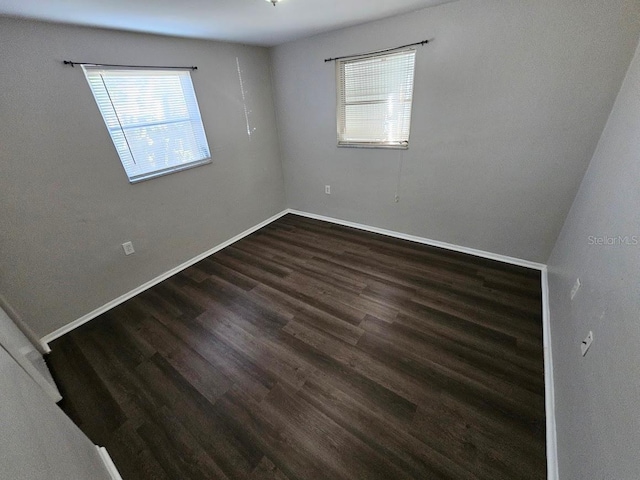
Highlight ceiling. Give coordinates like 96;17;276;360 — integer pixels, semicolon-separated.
0;0;456;46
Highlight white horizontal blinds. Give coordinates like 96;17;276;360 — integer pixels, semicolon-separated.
338;49;416;147
83;67;210;182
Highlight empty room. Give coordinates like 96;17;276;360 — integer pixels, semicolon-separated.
1;0;639;479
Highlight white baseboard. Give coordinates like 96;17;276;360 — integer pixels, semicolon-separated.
41;209;289;344
287;209;546;271
96;446;123;480
541;268;559;480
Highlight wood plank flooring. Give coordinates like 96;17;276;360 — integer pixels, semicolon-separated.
48;214;546;480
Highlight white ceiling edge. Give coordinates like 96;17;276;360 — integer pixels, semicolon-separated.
0;0;458;47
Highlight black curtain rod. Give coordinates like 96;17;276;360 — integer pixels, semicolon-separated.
324;39;430;63
63;60;197;70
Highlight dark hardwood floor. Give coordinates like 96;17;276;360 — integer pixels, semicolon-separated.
48;214;546;480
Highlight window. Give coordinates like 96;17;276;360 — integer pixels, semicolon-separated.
83;67;211;183
337;49;416;149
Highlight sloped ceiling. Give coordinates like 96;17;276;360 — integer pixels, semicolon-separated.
0;0;458;46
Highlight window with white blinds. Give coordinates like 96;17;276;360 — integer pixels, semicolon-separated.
82;67;211;183
337;49;416;149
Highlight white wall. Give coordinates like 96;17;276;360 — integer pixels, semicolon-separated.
271;0;640;263
547;38;640;479
0;18;286;338
0;343;111;480
0;305;61;402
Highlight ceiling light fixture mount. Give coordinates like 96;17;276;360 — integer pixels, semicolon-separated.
267;0;279;5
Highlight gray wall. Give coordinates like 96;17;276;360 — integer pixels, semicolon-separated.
547;39;640;480
0;18;285;338
271;0;640;263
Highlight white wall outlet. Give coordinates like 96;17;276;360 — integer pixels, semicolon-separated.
570;278;581;300
581;330;594;356
325;185;331;194
122;241;135;256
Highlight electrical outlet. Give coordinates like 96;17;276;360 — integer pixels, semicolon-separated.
325;185;331;195
122;241;135;256
394;194;399;203
570;278;581;300
581;331;594;356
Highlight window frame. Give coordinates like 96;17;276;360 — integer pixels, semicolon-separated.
82;66;211;184
336;48;417;150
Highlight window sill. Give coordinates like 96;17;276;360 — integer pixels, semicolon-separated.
337;142;409;150
128;158;212;184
